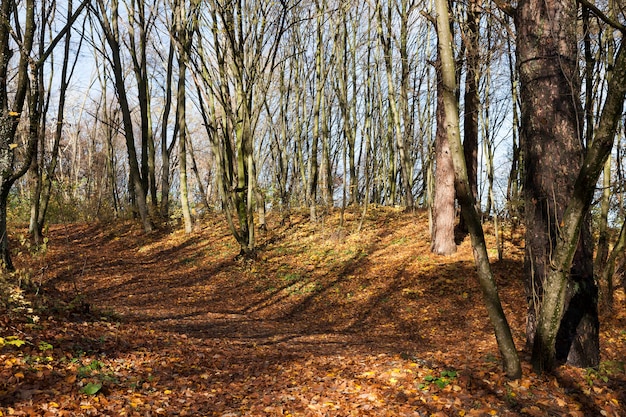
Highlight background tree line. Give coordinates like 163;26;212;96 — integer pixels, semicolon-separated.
2;0;626;376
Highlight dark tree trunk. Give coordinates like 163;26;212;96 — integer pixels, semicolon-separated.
458;0;481;236
515;0;599;368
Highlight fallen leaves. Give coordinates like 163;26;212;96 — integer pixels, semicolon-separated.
0;208;624;416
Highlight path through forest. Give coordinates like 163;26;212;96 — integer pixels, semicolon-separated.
1;208;625;416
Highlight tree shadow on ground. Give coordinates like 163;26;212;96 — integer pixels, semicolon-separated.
6;211;622;416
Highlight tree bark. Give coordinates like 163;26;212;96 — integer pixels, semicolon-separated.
431;66;457;256
513;0;601;371
524;10;626;371
434;0;521;378
458;0;481;234
0;0;37;269
377;0;414;208
96;0;152;232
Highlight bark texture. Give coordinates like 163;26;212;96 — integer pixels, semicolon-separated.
431;64;457;256
515;0;598;368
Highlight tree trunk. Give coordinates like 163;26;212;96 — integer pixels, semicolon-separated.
174;0;193;234
458;0;481;234
308;0;324;221
96;0;151;232
430;62;457;256
522;8;626;371
434;0;521;378
514;0;599;370
160;41;176;219
188;136;211;215
0;0;37;270
377;0;414;208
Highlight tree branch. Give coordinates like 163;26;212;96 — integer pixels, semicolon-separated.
578;0;626;33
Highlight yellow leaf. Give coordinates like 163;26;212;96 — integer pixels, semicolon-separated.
164;389;172;395
14;372;24;379
611;398;619;405
8;111;19;117
9;143;18;150
49;402;59;408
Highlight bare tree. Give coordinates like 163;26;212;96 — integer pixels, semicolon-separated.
94;0;153;231
0;0;88;269
192;0;289;256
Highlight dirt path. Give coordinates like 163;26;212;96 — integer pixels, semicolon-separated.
2;210;625;416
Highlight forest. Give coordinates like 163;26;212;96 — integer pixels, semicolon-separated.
1;0;626;415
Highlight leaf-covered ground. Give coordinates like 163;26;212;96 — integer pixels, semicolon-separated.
1;207;625;416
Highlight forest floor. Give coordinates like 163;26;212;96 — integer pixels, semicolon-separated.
1;206;625;416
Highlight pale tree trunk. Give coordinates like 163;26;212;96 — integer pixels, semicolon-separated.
357;33;374;232
430;66;457;256
428;10;457;256
376;0;413;208
321;93;333;209
308;0;325;222
271;64;291;223
434;0;521;379
96;66;121;217
380;75;397;205
177;71;193;234
333;6;357;206
504;23;522;223
601;218;626;311
187;136;211;215
591;2;615;298
173;0;194;234
291;38;309;208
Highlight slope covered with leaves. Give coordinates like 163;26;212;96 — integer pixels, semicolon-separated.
1;207;625;416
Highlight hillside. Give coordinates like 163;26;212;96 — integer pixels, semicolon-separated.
1;207;625;416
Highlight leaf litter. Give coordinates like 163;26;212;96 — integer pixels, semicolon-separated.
0;207;624;416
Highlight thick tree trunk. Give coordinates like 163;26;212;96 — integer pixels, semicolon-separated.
515;0;598;370
531;36;626;369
